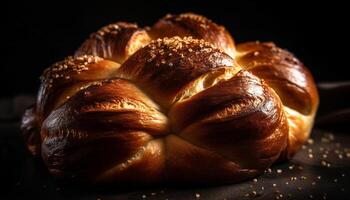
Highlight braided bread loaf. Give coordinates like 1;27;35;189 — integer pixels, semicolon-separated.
21;13;319;184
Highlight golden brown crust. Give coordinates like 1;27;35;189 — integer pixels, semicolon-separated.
150;13;236;58
37;55;120;118
22;13;319;184
164;135;258;183
75;22;151;63
235;42;319;160
236;42;319;115
95;139;165;184
117;36;235;108
171;71;288;169
41;79;168;181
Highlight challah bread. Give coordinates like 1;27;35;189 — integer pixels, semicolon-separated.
21;13;319;184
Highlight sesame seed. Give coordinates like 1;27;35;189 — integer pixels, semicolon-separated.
42;55;101;88
200;24;209;29
307;138;314;145
93;23;137;38
321;160;327;166
144;36;217;64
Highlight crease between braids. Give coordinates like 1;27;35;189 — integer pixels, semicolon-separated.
21;13;319;184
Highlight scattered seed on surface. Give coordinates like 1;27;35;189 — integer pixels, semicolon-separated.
307;139;314;145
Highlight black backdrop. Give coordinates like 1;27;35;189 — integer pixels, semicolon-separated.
4;0;349;98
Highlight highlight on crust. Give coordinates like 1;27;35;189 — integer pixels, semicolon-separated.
21;12;319;184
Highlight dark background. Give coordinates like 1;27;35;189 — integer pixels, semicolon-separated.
4;0;349;98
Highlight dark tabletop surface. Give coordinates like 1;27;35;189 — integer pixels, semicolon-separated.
1;82;350;200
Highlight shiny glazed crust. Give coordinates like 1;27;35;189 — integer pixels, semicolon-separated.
21;13;319;184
